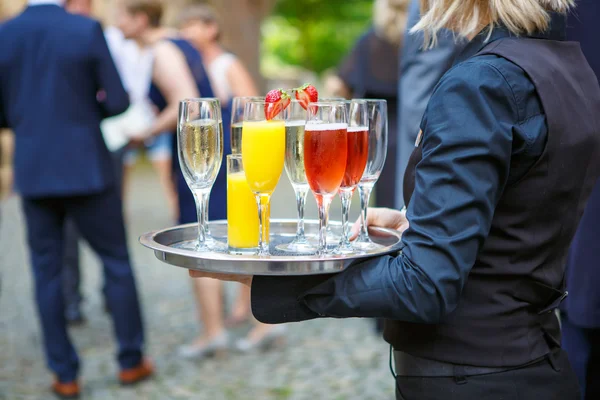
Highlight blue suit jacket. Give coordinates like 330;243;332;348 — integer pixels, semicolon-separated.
0;5;129;198
562;0;600;328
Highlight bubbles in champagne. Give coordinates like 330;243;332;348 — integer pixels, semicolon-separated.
179;119;222;189
284;121;309;187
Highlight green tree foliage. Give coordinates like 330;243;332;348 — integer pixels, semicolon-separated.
263;0;373;75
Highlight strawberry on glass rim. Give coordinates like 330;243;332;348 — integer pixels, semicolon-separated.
294;83;318;110
264;89;291;120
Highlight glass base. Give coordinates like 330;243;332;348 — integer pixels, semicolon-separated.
275;238;316;255
352;238;385;253
206;235;228;252
333;242;356;255
228;245;259;255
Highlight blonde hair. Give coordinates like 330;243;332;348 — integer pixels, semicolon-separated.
413;0;574;46
373;0;410;45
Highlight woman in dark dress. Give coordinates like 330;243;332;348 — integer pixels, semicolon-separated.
336;0;408;210
190;0;600;398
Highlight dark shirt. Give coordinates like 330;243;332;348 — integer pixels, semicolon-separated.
148;37;214;112
252;24;559;324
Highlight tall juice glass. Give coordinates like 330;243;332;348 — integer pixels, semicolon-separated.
355;99;388;251
227;155;260;254
231;96;264;155
277;100;315;254
178;98;222;251
337;100;369;253
241;101;285;256
304;102;348;256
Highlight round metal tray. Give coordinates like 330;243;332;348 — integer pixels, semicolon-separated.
139;219;404;276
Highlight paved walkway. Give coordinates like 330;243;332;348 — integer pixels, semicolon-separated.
0;165;394;399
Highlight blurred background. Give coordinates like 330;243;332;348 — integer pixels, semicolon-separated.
0;1;400;399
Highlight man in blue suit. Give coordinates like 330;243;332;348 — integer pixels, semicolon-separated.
561;2;600;398
0;1;152;397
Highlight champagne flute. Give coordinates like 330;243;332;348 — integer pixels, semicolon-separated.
354;99;388;252
304;102;348;256
231;96;264;155
242;100;286;256
277;100;315;254
202;99;225;248
178;98;223;251
337;100;369;253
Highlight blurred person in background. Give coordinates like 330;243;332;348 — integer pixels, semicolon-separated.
177;4;285;356
561;1;600;398
335;0;408;209
395;0;466;209
191;0;600;398
62;0;157;326
116;0;245;359
0;0;153;397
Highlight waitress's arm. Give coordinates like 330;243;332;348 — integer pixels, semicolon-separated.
252;62;516;324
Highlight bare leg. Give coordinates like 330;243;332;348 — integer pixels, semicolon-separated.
191;277;225;343
150;158;178;222
225;284;252;327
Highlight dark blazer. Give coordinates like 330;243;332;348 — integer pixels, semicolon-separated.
0;4;129;198
562;0;600;328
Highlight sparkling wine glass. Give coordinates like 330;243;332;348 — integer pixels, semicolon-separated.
336;100;369;254
304;102;348;256
202;99;225;248
178;98;223;251
354;99;388;252
276;100;315;254
231;96;264;155
242;100;286;256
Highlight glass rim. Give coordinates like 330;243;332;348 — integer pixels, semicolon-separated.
353;98;388;103
233;96;265;100
226;154;242;160
180;97;221;103
306;101;347;107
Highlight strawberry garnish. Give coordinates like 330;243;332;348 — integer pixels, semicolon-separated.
294;84;318;110
264;89;291;120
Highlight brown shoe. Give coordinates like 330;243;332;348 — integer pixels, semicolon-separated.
119;358;154;386
51;380;80;399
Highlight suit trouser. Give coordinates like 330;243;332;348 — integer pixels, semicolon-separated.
21;185;144;382
561;313;600;399
61;147;127;313
394;348;580;400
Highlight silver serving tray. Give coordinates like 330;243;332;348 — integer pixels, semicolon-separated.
139;219;404;276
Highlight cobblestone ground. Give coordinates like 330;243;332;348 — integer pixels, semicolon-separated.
0;165;394;399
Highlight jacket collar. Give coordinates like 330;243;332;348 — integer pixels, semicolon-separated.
455;13;567;65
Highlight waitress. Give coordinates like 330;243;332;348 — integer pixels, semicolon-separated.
191;0;600;398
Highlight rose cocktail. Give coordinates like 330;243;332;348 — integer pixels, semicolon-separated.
304;101;348;255
337;100;369;253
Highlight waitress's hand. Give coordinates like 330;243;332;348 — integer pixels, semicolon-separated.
188;270;253;287
350;207;409;239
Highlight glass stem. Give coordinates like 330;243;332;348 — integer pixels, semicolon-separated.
256;194;271;255
358;184;373;242
317;194;334;256
340;189;353;246
203;188;212;236
193;189;210;249
294;187;308;241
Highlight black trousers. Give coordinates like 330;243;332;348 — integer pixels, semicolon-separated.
395;349;581;400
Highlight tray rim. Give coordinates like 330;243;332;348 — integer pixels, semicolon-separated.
139;218;403;264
